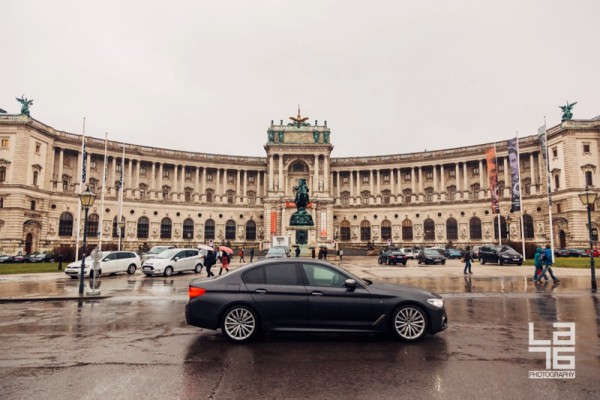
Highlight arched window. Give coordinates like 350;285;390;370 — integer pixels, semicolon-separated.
381;219;392;240
340;220;351;241
494;216;507;239
424;218;435;240
246;220;256;240
522;214;534;239
206;189;214;203
0;166;6;182
183;218;194;240
446;218;458;240
58;212;73;236
137;217;149;239
360;220;371;241
86;214;99;237
160;218;172;239
225;220;236;240
402;219;413;241
204;219;215;240
470;217;482;240
585;171;593;187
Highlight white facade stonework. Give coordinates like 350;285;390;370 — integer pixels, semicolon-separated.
0;113;599;255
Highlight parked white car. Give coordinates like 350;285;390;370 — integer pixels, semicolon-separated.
141;248;204;277
141;245;176;263
65;251;141;278
399;248;415;259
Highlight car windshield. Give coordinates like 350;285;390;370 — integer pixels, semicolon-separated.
424;249;439;256
390;251;404;255
502;249;520;255
149;247;170;254
156;249;179;259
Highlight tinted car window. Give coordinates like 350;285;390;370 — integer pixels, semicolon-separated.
302;263;347;288
265;263;300;285
186;250;199;257
243;266;266;284
117;252;134;259
104;253;118;261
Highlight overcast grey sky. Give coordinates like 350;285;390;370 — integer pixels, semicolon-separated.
2;0;599;157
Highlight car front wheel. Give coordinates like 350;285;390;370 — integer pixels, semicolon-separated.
221;306;259;343
391;304;428;342
127;264;136;275
164;267;173;277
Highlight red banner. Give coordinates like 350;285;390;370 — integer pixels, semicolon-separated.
270;211;277;235
486;147;500;214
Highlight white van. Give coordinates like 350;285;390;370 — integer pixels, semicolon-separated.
141;248;204;277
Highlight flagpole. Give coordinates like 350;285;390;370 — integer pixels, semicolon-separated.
516;132;526;260
75;117;86;262
98;133;108;251
542;116;556;262
118;144;125;251
495;143;501;246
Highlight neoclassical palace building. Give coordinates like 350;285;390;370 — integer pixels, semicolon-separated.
0;111;599;255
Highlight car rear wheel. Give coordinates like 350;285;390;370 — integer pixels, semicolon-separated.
441;260;446;265
391;304;428;342
164;267;173;277
221;305;259;343
194;264;203;273
378;258;383;264
127;264;136;275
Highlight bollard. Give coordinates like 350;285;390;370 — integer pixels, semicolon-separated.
58;255;63;271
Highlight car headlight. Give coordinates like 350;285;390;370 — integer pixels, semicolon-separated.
427;298;444;308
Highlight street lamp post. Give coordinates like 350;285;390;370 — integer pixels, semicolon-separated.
506;215;513;244
118;219;125;251
78;186;96;295
578;186;598;291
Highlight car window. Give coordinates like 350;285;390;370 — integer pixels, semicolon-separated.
243;266;266;284
104;253;117;261
117;252;133;260
176;251;188;259
264;263;300;285
301;263;347;288
186;250;198;258
157;249;179;259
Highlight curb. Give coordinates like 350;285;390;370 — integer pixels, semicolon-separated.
0;295;112;303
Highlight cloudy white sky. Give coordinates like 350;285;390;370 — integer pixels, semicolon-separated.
1;0;599;157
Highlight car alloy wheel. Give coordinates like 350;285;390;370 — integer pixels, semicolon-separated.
127;264;136;275
164;267;173;277
392;305;427;341
222;306;258;343
194;264;203;273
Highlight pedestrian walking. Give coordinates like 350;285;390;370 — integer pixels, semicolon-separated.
249;247;254;263
540;244;560;283
339;249;343;262
295;246;301;257
311;248;316;259
204;249;216;277
219;251;230;275
239;248;245;263
463;246;472;274
533;247;544;282
323;248;328;261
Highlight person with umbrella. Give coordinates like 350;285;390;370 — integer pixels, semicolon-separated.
219;246;232;275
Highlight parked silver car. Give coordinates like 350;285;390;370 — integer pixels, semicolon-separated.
65;251;141;278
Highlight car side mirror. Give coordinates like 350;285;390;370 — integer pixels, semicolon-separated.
173;257;179;261
345;279;357;289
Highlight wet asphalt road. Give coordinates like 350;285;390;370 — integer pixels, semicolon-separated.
1;259;600;400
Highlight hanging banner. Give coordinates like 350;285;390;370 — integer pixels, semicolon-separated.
270;211;277;235
507;137;521;212
320;210;327;238
486;147;499;214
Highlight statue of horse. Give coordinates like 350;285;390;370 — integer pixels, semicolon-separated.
293;178;310;212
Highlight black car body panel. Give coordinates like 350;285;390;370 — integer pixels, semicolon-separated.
377;250;408;265
185;259;447;339
479;245;523;265
417;249;446;265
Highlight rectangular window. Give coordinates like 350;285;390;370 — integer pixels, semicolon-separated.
362;175;369;184
33;171;38;186
0;197;3;207
0;167;6;182
31;200;36;210
90;160;97;170
228;175;234;183
404;173;411;181
35;143;41;154
383;174;390;183
473;167;479;176
552;147;558;158
449;169;456;178
342;176;349;184
206;174;213;182
163;170;169;178
425;171;433;180
116;164;122;172
185;171;192;179
498;164;504;172
248;175;255;183
1;139;8;149
140;167;146;176
556;203;562;213
583;144;591;153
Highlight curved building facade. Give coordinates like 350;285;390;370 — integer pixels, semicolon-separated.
0;112;599;255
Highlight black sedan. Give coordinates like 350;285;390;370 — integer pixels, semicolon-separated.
186;259;447;343
417;249;446;265
377;250;408;265
568;248;587;257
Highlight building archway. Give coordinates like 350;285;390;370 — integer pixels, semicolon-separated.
559;230;566;248
23;220;42;254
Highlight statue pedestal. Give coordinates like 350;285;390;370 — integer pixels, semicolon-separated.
286;225;316;255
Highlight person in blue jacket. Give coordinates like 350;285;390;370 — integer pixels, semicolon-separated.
539;244;559;283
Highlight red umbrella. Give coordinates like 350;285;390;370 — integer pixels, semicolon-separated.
219;245;233;254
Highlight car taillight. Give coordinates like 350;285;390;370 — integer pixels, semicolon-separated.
189;286;206;299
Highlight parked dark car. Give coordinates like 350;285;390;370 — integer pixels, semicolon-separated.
417;249;446;265
377;249;408;265
568;248;587;257
0;255;14;263
30;253;56;263
186;259;448;343
554;248;569;257
479;245;523;265
11;254;27;263
444;249;462;259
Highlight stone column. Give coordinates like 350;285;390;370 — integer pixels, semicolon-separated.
112;157;118;197
216;169;221;201
455;163;460;192
350;171;354;204
370;170;374;194
336;171;341;198
173;164;178;201
257;171;262;205
440;165;445;192
503;157;509;197
243;170;247;204
126;159;132;198
530;153;537;195
411;167;416;193
313;154;319;192
324;157;329;191
202;167;207;202
279;156;284;193
463;162;468;194
236;169;241;202
85;152;91;187
195;166;200;201
151;162;156;197
478;160;483;195
57;148;64;192
269;156;274;191
158;163;163;198
418;166;423;194
433;165;438;192
356;170;361;198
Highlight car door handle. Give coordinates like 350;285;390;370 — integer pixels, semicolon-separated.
311;291;324;296
255;289;268;294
